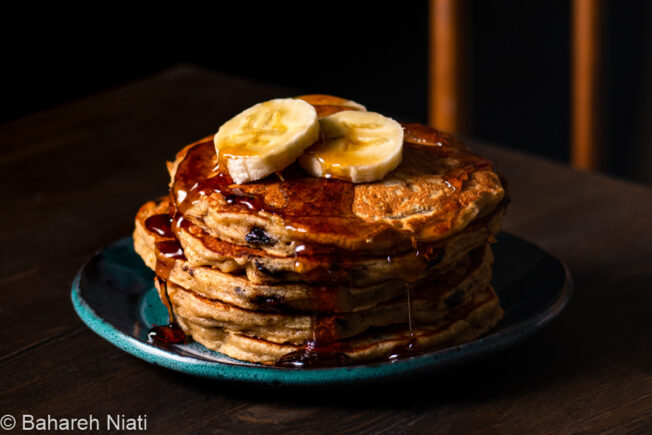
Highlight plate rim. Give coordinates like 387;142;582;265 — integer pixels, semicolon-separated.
70;234;572;386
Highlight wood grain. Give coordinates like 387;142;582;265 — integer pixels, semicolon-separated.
1;66;651;433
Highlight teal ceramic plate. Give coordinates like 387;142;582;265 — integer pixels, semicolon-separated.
71;232;571;386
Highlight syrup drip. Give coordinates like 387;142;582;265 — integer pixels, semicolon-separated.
276;314;353;368
170;142;265;217
275;341;353;368
387;282;424;361
384;246;427;361
145;214;174;238
402;123;446;146
387;338;423;361
153;240;186;279
147;322;186;344
145;213;187;345
407;282;415;335
275;284;351;368
147;277;187;345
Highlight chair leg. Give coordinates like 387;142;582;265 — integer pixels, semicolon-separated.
429;0;464;133
572;0;601;170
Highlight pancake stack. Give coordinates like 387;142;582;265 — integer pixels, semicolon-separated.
133;96;507;366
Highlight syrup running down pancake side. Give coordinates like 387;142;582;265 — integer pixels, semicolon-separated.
144;214;187;345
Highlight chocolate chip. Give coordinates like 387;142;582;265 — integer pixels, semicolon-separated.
255;260;282;277
245;227;275;246
253;294;284;310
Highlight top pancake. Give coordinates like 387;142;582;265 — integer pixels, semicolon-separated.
168;123;505;256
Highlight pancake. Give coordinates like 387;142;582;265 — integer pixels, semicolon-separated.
167;123;504;256
134;197;503;285
141;239;492;314
175;285;503;365
141;232;492;313
135;200;494;313
160;265;492;346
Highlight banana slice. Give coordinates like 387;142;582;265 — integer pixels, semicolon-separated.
214;98;319;184
296;94;366;118
298;110;404;183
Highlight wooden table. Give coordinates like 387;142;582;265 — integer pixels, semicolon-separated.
2;66;651;433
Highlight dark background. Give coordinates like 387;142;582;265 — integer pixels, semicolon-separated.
3;1;650;184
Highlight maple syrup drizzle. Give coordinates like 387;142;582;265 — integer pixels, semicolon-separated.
275;281;351;367
275;314;353;368
144;214;174;238
384;240;428;361
145;213;187;345
147;322;186;344
387;281;424;361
